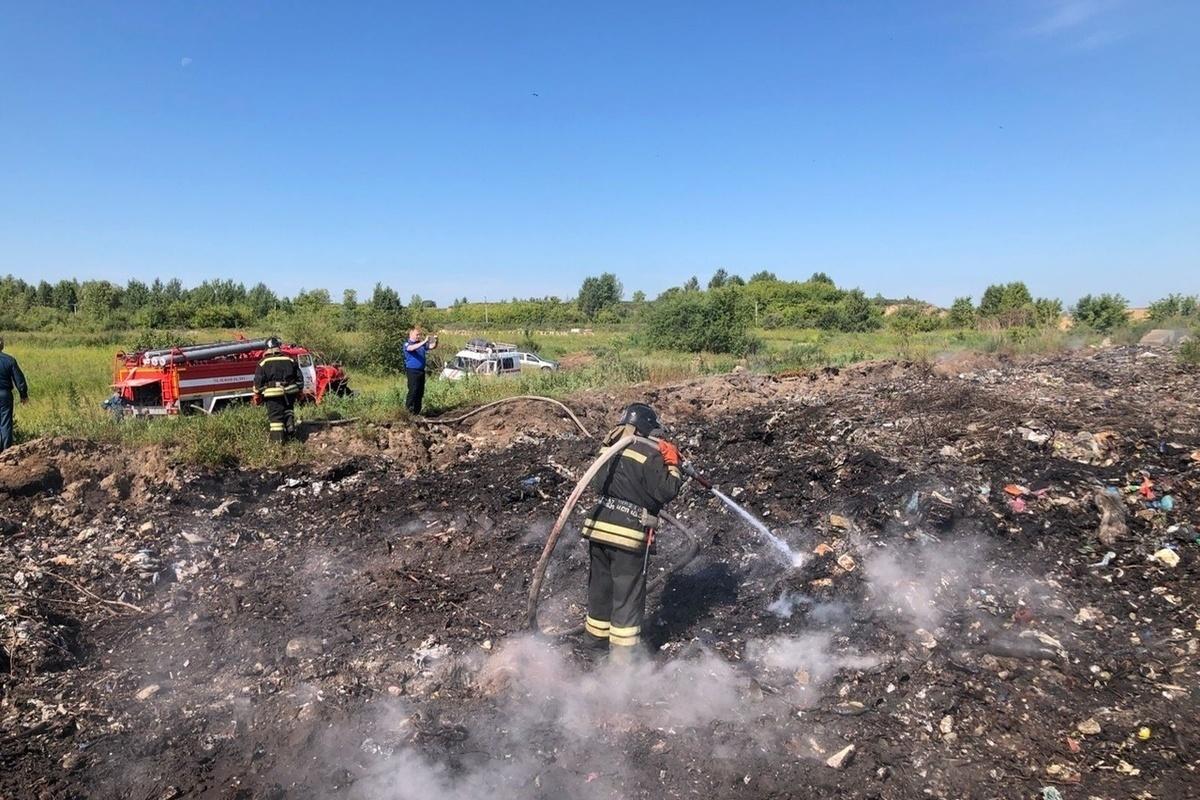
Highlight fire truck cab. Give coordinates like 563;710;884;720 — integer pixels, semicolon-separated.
110;337;349;416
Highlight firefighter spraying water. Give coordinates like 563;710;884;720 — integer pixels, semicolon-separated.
525;401;805;660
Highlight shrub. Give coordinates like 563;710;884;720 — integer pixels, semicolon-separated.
1180;338;1200;365
360;308;413;373
640;285;756;354
1072;294;1129;333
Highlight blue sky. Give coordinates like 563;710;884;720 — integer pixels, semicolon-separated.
1;1;1197;306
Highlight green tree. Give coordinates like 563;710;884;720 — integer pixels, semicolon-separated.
642;285;755;354
682;276;701;292
708;269;729;289
339;289;359;332
577;273;623;319
78;280;123;323
370;282;404;313
51;279;78;312
809;272;835;285
1072;294;1129;332
631;289;647;303
833;289;882;332
1148;293;1199;321
1033;297;1064;328
947;297;976;328
247;282;278;317
748;271;777;283
293;288;331;309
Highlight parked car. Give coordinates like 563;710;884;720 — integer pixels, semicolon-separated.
518;351;559;371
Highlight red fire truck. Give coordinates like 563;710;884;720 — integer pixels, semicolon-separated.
110;337;350;416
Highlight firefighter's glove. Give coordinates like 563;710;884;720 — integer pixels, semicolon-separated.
658;440;681;467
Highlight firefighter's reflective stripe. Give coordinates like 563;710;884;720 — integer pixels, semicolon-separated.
262;387;287;397
585;616;610;638
621;448;648;464
259;356;295;365
269;422;285;431
284;383;302;395
668;465;682;480
582;518;646;549
609;623;640;646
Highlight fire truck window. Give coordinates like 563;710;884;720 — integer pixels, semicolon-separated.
501;358;515;370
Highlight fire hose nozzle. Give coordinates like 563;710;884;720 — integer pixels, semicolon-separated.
681;461;713;490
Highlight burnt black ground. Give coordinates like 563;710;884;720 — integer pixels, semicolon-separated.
2;347;1200;799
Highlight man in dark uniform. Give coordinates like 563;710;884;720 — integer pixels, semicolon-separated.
582;402;685;662
0;337;30;453
253;339;304;444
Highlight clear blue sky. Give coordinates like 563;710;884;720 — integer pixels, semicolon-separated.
2;1;1197;306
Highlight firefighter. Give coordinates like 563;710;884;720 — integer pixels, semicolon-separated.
253;338;303;444
0;337;30;453
582;402;685;662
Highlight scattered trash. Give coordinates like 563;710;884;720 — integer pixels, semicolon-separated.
1151;548;1180;568
836;553;857;572
1004;484;1028;497
135;684;161;701
1076;718;1101;736
1093;491;1128;547
1160;495;1175;512
1091;551;1116;568
825;744;855;769
1138;727;1152;741
1139;476;1155;500
1010;497;1027;513
829;514;852;530
1116;759;1140;776
1040;787;1064;800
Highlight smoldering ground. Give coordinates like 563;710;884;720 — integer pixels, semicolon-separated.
323;522;1060;800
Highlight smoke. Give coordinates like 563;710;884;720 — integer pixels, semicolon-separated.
767;590;810;618
862;534;1056;638
338;627;879;799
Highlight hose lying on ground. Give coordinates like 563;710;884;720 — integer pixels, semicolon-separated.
421;395;592;438
525;434;704;635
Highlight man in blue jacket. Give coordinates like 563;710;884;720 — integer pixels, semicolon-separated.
0;337;30;452
404;326;438;416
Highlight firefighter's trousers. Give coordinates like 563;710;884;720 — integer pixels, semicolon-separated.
265;396;295;444
585;541;647;652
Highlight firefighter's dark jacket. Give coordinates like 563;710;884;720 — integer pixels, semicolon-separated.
253;350;303;399
0;353;28;398
582;425;685;553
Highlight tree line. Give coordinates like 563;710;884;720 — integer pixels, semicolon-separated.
1;272;1192;361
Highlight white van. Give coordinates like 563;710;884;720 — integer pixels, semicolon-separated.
441;339;523;381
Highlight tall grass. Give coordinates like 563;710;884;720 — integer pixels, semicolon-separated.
2;324;1091;465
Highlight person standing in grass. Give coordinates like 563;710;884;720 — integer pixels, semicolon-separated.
0;337;30;453
404;326;437;416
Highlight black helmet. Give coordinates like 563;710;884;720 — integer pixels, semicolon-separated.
619;402;661;437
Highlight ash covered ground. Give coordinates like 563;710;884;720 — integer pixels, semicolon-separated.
3;347;1200;799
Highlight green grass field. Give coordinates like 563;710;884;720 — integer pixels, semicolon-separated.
1;324;1093;466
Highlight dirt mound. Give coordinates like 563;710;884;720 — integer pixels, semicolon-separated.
3;348;1200;799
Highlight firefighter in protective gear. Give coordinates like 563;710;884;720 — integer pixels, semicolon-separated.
253;340;304;444
582;402;685;661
